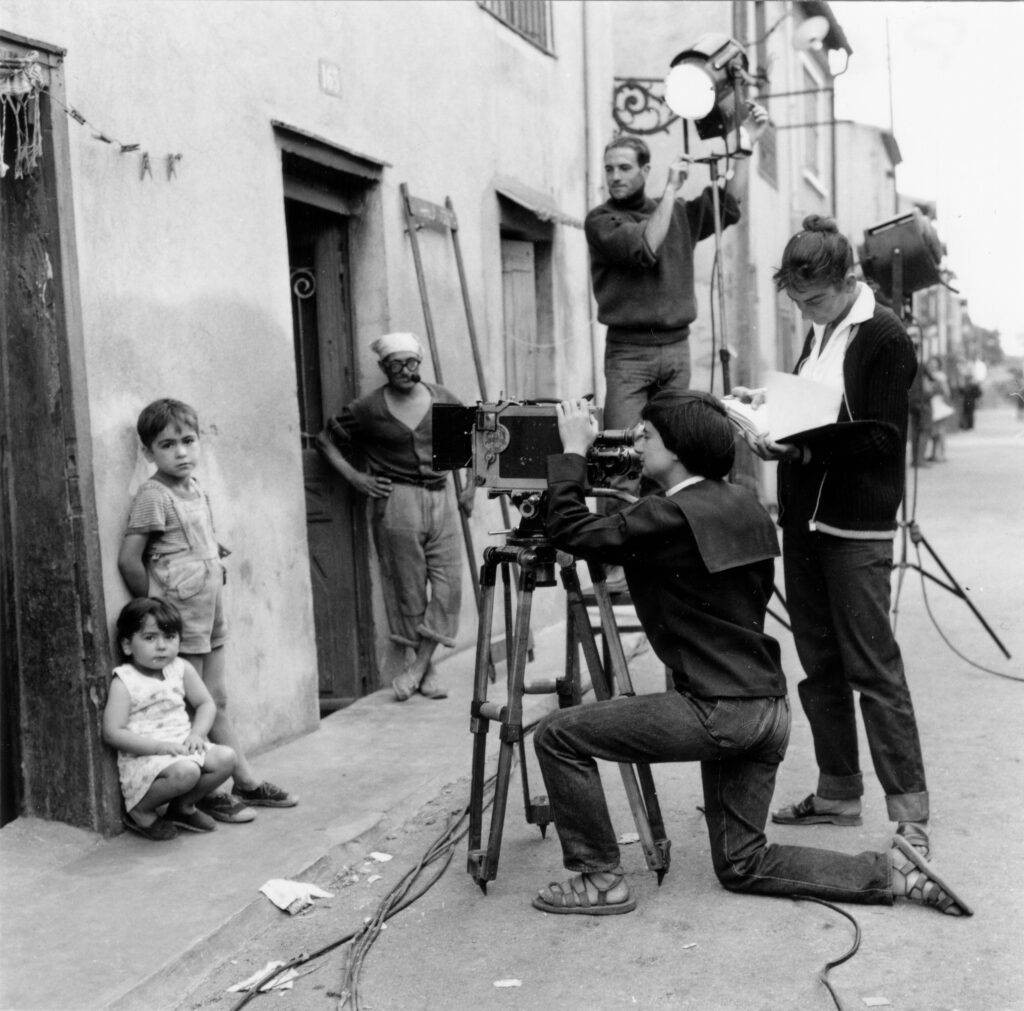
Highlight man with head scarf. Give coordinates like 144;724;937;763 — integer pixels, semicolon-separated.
317;332;475;700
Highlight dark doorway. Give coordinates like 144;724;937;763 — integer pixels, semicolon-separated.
285;194;375;710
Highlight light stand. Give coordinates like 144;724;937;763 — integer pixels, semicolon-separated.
860;229;1011;659
665;34;754;395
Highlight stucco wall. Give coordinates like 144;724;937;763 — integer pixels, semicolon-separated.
4;0;610;755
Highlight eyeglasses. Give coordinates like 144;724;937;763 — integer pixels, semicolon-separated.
382;357;422;376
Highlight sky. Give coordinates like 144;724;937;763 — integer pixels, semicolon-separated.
828;1;1024;355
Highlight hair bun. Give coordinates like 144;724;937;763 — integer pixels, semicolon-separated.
802;214;839;234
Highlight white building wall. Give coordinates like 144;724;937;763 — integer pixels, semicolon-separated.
3;0;611;752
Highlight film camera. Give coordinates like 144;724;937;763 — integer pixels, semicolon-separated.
432;399;642;496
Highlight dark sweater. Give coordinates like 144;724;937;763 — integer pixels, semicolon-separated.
778;305;917;534
584;186;740;346
545;455;785;699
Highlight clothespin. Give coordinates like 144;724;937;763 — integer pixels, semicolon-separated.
166;153;182;180
119;144;140;153
68;107;87;125
139;152;152;181
92;131;114;144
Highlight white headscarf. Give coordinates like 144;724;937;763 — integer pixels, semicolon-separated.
370;332;424;361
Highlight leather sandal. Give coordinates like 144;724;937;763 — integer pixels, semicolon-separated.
892;835;973;916
532;870;636;916
772;793;862;827
895;821;931;860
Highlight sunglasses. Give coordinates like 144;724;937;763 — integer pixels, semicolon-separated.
382;357;422;375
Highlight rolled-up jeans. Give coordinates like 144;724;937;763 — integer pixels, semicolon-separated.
534;691;892;904
782;526;929;823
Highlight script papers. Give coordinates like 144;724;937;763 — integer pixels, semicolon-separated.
723;371;842;443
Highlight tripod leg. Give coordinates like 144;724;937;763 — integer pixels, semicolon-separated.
562;561;671;881
467;555;499;887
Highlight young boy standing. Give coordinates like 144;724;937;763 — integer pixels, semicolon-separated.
118;398;296;823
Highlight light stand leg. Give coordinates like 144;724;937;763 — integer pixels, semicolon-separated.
895;521;1011;659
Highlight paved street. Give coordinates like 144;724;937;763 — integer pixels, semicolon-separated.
2;402;1022;1011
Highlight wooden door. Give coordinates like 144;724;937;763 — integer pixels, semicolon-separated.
286;199;374;710
501;238;539;400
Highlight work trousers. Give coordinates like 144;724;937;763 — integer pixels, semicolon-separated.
372;482;462;649
601;340;691;507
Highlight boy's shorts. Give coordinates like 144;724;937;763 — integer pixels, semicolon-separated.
150;558;228;654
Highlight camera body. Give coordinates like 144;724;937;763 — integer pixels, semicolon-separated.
432;400;641;494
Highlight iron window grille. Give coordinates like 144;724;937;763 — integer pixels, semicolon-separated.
478;0;554;54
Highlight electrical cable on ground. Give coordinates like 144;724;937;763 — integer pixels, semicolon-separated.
791;894;862;1011
227;766;503;1011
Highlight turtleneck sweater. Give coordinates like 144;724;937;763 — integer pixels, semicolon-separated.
584;184;740;345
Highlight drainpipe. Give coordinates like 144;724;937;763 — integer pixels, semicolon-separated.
581;0;599;399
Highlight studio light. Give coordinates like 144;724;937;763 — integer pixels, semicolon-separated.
859;209;947;303
664;34;750;142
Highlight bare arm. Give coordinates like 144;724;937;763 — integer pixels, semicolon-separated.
118;533;151;598
315;430;392;499
102;678;187;757
723;102;769;202
180;663;215;752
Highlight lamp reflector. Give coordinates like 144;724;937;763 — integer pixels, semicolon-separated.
664;63;717;118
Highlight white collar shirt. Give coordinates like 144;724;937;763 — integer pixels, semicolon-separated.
797;281;875;392
664;475;705;497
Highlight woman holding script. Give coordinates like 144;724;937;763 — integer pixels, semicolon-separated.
733;216;932;861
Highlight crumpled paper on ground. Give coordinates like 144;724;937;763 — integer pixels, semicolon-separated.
227;961;301;992
259;878;335;915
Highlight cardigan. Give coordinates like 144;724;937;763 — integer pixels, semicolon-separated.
777;304;917;535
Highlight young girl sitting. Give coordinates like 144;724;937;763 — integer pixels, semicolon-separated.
102;597;236;841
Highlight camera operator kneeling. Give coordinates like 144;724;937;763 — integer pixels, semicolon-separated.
530;392;970;918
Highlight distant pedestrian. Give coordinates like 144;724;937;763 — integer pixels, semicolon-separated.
103;598;237;841
959;358;985;430
317;333;475;701
924;355;953;462
118;398;297;823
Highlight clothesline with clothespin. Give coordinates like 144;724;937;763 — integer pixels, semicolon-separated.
0;50;183;183
46;88;184;182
